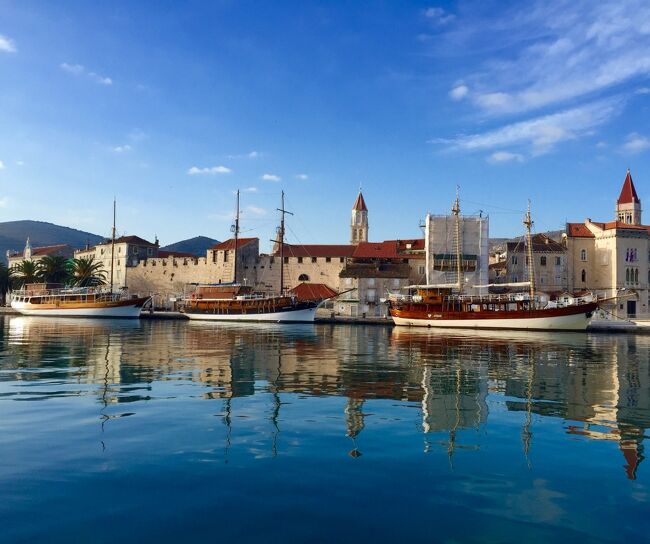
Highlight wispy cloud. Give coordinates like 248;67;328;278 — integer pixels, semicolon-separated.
128;129;148;142
242;187;258;193
621;132;650;154
0;34;17;53
423;7;455;25
487;151;524;163
295;174;309;180
0;197;8;208
439;1;650;116
112;145;132;153
187;165;232;175
261;173;281;182
431;97;623;156
449;84;469;101
60;62;112;85
245;205;266;217
0;160;5;170
227;150;263;160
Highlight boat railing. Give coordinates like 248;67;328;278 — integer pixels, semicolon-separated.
12;286;117;298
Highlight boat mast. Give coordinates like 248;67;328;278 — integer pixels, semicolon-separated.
232;190;240;283
524;200;535;302
277;191;293;295
110;198;116;293
452;187;462;293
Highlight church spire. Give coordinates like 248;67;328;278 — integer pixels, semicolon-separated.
616;169;642;225
350;190;369;244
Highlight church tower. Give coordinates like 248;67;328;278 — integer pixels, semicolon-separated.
24;237;32;260
350;190;368;244
616;169;642;225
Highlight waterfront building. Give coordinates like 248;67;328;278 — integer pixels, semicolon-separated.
7;239;74;267
565;170;650;317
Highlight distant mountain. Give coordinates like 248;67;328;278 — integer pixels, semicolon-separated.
161;236;219;257
0;220;104;262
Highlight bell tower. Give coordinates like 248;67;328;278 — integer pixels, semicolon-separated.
350;190;368;244
616;169;642;225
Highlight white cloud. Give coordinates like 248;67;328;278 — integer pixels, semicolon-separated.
128;129;148;142
449;84;469;101
0;160;4;170
424;7;455;25
113;145;132;153
243;187;258;193
60;63;112;85
441;1;650;116
188;165;232;175
622;132;650;154
0;34;17;53
596;141;608;149
245;205;266;216
0;197;8;207
487;151;524;163
262;173;281;182
295;174;309;180
636;87;650;95
431;98;622;155
227;150;263;159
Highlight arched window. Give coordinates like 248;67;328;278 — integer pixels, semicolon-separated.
626;269;630;283
635;269;639;283
580;249;587;261
581;269;586;283
298;273;310;282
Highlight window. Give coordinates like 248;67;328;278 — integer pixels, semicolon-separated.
627;268;630;283
555;256;561;266
418;265;425;275
212;251;217;264
298;274;309;281
297;257;303;264
101;248;105;255
147;248;153;256
635;268;639;283
580;249;587;261
367;289;376;302
511;256;518;265
223;251;228;263
581;269;586;282
540;256;547;266
132;246;138;255
270;257;275;264
392;279;400;288
367;278;375;287
326;257;331;263
284;257;289;264
340;257;344;263
525;256;529;265
311;257;317;263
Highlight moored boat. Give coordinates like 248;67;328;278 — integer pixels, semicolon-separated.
388;197;598;331
10;283;150;318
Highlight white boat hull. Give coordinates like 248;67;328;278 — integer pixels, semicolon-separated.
391;311;592;331
10;300;144;318
184;305;318;323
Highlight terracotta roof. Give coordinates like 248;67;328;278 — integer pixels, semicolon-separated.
289;282;338;301
506;233;565;252
353;241;400;259
108;235;157;247
274;244;356;258
566;223;595;238
603;221;650;231
395;238;425;252
158;250;196;258
211;238;258;251
31;244;74;257
617;170;640;204
352;191;368;212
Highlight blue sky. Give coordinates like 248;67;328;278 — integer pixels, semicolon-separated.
1;1;650;249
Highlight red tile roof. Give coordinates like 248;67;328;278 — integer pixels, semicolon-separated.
275;244;356;258
110;235;157;246
211;238;258;251
603;221;649;231
617;169;640;204
352;191;368;211
289;282;338;301
395;238;425;252
566;223;595;238
31;244;74;257
352;241;400;259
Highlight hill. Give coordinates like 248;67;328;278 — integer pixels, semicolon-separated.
0;220;104;262
161;236;219;257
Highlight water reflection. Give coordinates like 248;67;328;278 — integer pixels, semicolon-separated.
1;316;648;481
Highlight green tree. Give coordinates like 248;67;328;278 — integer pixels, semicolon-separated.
71;257;107;287
39;255;72;285
0;262;13;305
12;260;42;288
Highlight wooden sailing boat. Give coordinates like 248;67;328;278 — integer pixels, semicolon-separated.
182;191;322;322
10;200;151;318
388;197;598;331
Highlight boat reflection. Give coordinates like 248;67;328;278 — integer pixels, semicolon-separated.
2;317;648;479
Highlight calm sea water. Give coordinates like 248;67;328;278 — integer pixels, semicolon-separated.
0;316;648;543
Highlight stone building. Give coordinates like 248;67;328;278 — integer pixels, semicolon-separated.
7;239;74;267
350;190;369;244
565;170;650;317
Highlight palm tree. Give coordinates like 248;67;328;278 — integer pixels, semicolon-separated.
39;255;72;285
12;260;42;288
0;262;13;305
71;257;107;287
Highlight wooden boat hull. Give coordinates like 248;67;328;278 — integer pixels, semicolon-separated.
10;297;150;318
184;302;318;323
390;302;598;331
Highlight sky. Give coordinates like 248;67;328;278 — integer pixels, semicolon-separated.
1;0;650;250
